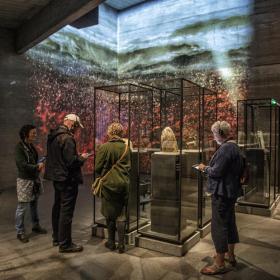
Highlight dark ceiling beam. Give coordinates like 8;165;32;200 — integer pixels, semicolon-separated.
70;7;99;29
16;0;104;54
0;28;15;53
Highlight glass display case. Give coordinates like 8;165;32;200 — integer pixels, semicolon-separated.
136;78;218;244
237;98;280;208
93;84;161;234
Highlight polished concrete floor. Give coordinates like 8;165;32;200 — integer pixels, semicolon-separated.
0;181;280;280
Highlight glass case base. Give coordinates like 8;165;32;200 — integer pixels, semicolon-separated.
91;223;146;245
135;231;200;257
236;195;280;217
197;221;211;238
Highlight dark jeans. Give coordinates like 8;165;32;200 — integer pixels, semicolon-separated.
52;180;78;247
211;195;239;254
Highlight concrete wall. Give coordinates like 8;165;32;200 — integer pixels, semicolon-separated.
248;0;280;99
0;28;34;190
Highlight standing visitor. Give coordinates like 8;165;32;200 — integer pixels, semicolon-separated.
44;114;90;253
15;124;47;243
199;121;243;275
94;122;131;254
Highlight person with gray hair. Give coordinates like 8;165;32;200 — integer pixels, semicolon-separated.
44;114;91;253
211;121;231;145
198;120;243;275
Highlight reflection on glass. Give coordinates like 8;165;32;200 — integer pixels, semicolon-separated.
237;99;280;207
138;79;218;243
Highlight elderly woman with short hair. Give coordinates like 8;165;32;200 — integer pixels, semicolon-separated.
94;122;131;253
199;121;243;275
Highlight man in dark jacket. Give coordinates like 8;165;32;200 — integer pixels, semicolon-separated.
44;114;90;253
199;121;243;275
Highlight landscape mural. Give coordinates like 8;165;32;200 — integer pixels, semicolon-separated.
25;0;254;173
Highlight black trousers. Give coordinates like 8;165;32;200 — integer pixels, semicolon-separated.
52;180;78;247
211;195;239;253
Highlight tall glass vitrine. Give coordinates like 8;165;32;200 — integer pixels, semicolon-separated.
237;98;280;208
93;84;161;233
136;79;218;244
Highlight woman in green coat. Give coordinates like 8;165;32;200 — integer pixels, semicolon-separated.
95;123;131;253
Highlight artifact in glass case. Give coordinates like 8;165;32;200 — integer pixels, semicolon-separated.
161;126;178;152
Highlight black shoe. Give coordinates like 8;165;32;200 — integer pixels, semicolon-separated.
17;233;29;243
105;240;116;251
59;243;83;253
53;240;59;247
32;225;47;234
118;244;125;254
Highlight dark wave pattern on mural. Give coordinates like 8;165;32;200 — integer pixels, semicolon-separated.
118;0;253;98
30;31;118;77
27;4;118;79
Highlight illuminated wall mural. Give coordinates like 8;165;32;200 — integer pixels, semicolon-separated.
25;0;254;173
26;4;118;172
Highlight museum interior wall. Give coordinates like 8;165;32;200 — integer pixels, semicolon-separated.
0;0;279;190
247;0;280;99
0;28;34;189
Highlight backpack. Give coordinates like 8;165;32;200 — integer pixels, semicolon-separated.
227;140;249;185
239;152;249;185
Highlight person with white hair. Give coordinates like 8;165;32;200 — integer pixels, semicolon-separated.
198;121;243;275
44;114;91;253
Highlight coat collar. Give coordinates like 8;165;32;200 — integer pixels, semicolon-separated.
108;136;124;143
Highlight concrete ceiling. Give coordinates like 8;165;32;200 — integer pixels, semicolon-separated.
0;0;52;29
0;0;104;53
105;0;147;10
0;0;148;30
0;0;149;53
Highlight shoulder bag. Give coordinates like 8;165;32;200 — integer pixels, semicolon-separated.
91;143;128;197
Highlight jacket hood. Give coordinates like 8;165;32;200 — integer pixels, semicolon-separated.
48;125;71;142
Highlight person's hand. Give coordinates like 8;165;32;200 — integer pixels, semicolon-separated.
81;153;90;160
37;162;44;172
198;163;206;171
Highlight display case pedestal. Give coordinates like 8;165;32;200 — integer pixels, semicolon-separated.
150;152;187;236
92;224;139;245
135;230;200;257
236;195;280;217
197;221;211;238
